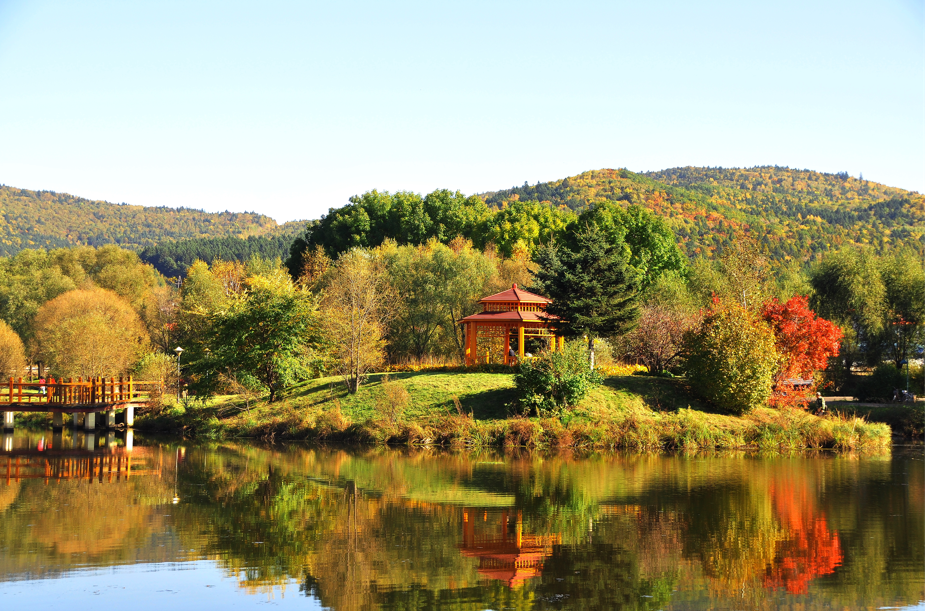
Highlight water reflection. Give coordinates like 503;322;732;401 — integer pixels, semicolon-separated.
0;431;922;610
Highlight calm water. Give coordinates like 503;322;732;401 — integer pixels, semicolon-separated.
0;429;922;611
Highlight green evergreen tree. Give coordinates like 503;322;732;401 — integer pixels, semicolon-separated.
532;227;640;369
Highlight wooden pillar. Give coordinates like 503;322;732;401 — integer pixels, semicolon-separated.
503;327;511;365
548;335;555;352
558;336;565;352
518;326;525;360
53;411;64;429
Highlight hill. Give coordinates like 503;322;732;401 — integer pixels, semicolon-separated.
0;184;304;256
483;167;924;261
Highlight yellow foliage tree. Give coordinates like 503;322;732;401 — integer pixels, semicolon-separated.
0;320;26;380
35;288;149;379
321;250;393;393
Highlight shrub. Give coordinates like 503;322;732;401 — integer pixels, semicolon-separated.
513;342;602;417
683;301;780;415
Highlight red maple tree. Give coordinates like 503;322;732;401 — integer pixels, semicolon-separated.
761;295;842;405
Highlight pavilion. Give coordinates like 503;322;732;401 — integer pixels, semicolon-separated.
459;284;563;366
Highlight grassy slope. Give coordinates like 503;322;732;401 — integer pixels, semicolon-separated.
134;371;891;451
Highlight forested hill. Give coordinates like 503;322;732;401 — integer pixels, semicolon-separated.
0;184;303;256
483;167;923;261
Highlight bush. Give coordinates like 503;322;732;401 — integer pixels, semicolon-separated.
513;342;602;417
856;364;906;402
683;302;780;415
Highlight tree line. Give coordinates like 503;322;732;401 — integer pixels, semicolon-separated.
0;185;921;415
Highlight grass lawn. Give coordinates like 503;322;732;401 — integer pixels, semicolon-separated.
128;370;892;452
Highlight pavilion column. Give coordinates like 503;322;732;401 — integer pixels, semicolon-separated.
503;327;511;365
558;336;565;352
548;335;555;352
518;326;525;360
465;323;476;366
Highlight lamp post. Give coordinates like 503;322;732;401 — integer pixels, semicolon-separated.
174;346;184;402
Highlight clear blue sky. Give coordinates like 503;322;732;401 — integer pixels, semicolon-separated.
0;0;922;222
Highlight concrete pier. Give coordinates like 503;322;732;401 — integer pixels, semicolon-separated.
84;412;96;431
2;411;13;430
71;413;83;429
125;406;134;427
105;411;116;428
53;411;64;429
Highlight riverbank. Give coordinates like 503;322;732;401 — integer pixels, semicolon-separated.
126;371;891;451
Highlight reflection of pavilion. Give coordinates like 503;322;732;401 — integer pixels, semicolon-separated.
459;508;561;587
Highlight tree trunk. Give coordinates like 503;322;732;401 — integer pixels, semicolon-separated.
587;336;595;371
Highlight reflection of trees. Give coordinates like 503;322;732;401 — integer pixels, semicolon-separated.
0;466;174;579
764;478;842;594
3;441;922;611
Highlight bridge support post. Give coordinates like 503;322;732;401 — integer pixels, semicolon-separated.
1;411;13;431
53;412;63;429
105;410;115;428
84;412;95;432
70;412;83;429
125;406;134;427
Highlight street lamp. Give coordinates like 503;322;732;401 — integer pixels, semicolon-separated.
174;346;184;402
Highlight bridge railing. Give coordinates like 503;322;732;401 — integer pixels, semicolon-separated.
1;377;154;405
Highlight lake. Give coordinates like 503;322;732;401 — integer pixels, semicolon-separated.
0;428;922;610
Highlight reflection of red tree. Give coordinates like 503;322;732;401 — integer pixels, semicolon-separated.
764;481;843;594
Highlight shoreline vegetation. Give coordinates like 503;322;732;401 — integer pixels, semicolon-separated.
119;371;905;451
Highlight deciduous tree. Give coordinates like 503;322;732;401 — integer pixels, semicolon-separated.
684;300;780;415
34;288;148;379
322;250;394;393
0;320;26;380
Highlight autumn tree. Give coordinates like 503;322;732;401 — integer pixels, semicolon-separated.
621;303;700;373
761;295;842;399
321;250;394;393
684;300;780;415
34;288;149;379
196;268;321;403
0;320;26;380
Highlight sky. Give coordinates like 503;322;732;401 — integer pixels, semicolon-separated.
0;0;922;223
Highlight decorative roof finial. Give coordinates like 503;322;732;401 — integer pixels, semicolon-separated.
512;283;517;289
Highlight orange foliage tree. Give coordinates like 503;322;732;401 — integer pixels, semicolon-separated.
761;295;842;406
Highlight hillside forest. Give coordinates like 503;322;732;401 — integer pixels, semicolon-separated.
0;165;921;414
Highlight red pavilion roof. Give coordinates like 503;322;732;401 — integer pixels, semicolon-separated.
479;284;551;305
458;310;558;324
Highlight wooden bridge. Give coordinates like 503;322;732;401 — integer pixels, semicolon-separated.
1;377;152;431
